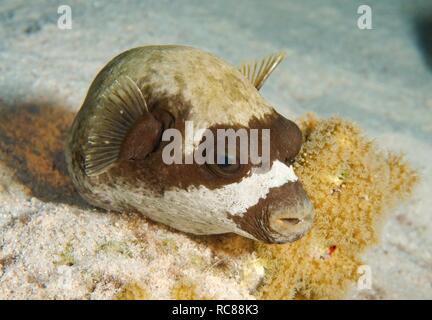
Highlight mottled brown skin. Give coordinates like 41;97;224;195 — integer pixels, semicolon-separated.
65;45;314;243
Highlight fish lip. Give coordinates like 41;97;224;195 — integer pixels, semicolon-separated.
266;199;315;244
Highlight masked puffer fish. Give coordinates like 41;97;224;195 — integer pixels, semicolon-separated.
65;45;314;244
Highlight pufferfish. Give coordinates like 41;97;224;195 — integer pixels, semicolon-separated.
65;45;314;244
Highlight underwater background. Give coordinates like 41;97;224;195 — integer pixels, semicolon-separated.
0;0;431;299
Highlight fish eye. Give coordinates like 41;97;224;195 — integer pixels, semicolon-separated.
206;154;241;177
219;154;232;167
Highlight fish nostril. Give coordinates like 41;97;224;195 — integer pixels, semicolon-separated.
280;217;301;225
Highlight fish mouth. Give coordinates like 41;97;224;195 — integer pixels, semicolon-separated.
267;198;315;244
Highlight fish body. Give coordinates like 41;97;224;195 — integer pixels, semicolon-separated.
65;45;314;243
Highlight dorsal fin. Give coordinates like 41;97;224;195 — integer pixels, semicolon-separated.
239;52;286;90
84;76;149;176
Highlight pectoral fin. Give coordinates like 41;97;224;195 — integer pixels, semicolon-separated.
84;76;151;176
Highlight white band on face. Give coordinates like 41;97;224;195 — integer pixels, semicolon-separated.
164;160;298;217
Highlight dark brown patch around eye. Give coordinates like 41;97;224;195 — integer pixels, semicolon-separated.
270;115;302;163
199;129;248;179
152;109;175;131
113;109;304;193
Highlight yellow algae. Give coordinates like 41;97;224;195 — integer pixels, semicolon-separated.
171;281;199;300
116;283;149;300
